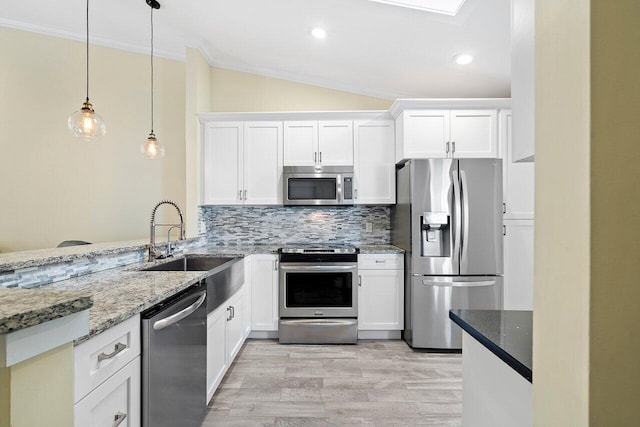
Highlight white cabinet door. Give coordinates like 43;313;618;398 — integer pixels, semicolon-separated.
250;254;279;331
399;110;450;159
358;269;404;331
504;220;534;310
500;110;535;219
354;120;395;204
74;357;141;427
226;290;245;363
284;121;317;166
450;110;498;158
206;304;228;402
203;122;243;205
318;120;353;166
243;122;283;205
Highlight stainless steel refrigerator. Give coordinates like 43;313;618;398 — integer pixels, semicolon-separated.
392;159;503;349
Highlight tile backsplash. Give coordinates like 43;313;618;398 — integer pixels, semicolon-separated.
199;205;391;246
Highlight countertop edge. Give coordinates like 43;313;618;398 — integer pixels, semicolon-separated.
449;310;532;383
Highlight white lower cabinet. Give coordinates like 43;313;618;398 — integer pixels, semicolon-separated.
206;285;248;402
504;220;534;310
357;254;404;335
74;315;141;427
74;356;141;427
249;254;279;332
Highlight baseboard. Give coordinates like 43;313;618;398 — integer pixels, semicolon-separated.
357;330;402;340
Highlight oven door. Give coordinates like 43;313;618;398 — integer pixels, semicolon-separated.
279;262;358;318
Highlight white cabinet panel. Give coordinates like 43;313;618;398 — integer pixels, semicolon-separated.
226;290;245;363
206;304;228;402
284;121;317;166
74;356;141;427
242;257;252;338
203;122;243;205
500;110;535;219
318;121;353;166
358;269;404;331
451;110;498;158
357;254;404;332
399;110;449;159
504;220;534;310
353;120;395;204
243;122;283;205
250;254;279;331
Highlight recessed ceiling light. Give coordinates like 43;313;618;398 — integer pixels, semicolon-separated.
365;0;467;16
454;53;474;65
311;28;326;39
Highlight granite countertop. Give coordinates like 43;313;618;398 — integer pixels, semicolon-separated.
358;244;404;254
449;309;533;382
0;288;93;334
0;243;402;344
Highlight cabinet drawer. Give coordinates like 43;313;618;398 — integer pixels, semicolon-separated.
74;356;141;427
74;315;141;402
358;254;403;270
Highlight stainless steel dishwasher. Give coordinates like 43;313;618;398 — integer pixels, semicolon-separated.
141;281;207;427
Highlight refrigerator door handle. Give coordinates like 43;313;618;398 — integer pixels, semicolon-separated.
460;170;470;267
452;168;462;267
421;279;496;288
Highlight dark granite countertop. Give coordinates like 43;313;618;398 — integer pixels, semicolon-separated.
450;309;532;382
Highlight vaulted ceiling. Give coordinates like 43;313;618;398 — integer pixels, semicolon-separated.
0;0;511;99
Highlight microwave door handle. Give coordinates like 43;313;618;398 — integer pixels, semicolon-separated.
337;175;343;203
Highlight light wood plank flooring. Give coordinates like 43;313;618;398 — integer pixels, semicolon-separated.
203;339;462;427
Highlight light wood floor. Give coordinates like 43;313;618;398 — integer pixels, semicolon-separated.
203;339;462;427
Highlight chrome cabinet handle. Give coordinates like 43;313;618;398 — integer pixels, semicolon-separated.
153;292;206;331
354;188;358;199
446;141;450;154
243;189;247;200
98;343;127;362
319;151;322;163
314;152;317;164
238;190;243;200
230;305;235;319
452;140;456;153
274;260;278;271
112;412;127;427
358;275;362;286
503;202;506;214
227;306;232;321
375;260;385;263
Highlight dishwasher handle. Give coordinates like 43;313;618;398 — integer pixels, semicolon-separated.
153;291;206;331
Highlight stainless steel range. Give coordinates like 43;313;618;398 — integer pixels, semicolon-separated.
278;244;359;344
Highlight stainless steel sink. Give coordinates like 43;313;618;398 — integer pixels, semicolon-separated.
142;255;245;315
141;255;235;272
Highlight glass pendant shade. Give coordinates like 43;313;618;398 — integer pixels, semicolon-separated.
68;100;106;142
141;132;165;160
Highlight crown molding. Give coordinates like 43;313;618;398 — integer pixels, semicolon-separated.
0;18;185;62
389;98;512;118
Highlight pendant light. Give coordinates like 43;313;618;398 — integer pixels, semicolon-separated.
68;0;106;142
141;0;165;159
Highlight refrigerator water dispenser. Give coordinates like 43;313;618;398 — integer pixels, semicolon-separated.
421;212;450;257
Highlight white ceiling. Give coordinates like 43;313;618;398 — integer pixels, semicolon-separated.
0;0;511;99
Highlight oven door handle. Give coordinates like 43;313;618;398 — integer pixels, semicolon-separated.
279;265;356;271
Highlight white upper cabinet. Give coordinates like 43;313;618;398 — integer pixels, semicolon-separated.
396;109;498;161
499;110;534;219
450;110;498;158
397;110;450;159
203;121;283;205
283;121;317;166
203;122;243;205
243;122;283;205
353;120;396;204
284;120;353;167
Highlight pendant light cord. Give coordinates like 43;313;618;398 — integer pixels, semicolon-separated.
150;6;154;133
86;0;90;102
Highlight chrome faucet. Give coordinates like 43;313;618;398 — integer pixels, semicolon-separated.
148;200;185;261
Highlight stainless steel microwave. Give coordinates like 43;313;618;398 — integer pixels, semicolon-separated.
283;166;354;206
